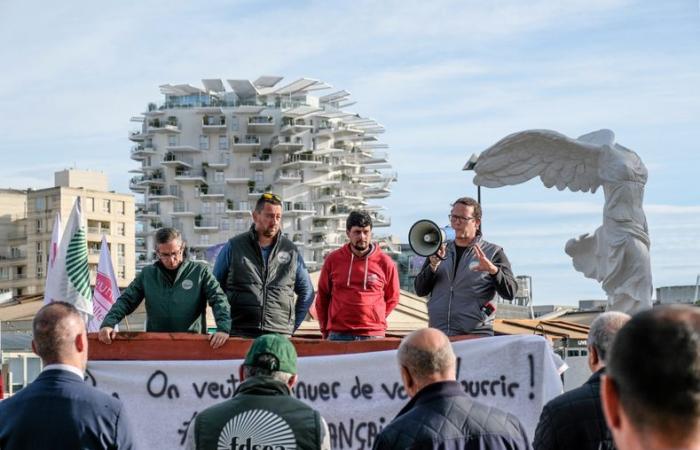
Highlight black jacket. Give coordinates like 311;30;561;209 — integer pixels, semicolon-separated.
373;380;531;450
533;369;615;450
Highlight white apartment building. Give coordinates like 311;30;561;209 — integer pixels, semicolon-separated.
0;170;135;297
130;77;396;270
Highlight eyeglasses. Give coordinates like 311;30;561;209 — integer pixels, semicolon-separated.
448;214;475;223
157;248;183;259
260;192;281;202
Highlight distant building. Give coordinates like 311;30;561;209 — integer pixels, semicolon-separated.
128;77;396;271
0;170;135;298
656;283;700;305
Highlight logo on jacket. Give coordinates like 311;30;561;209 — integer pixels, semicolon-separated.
217;409;296;450
181;279;193;290
366;273;379;285
277;251;291;264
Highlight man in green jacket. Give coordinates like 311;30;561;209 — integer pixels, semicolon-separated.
99;227;231;349
185;334;330;450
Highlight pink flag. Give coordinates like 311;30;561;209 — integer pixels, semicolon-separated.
43;212;62;304
88;235;120;332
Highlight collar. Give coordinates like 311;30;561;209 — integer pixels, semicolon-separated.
395;380;464;418
42;363;84;380
235;376;292;397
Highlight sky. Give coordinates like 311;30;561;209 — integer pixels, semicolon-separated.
1;0;699;306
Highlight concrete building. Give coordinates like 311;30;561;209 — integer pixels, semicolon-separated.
656;282;700;305
0;170;135;298
129;77;396;270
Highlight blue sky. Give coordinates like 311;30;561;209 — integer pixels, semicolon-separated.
1;0;699;305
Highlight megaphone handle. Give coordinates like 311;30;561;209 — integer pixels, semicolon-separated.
437;253;448;261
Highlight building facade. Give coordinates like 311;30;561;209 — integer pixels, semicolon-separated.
0;170;135;297
129;77;396;270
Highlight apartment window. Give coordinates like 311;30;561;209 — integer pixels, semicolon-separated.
199;135;209;150
168;135;178;146
214;170;225;183
201;202;210;214
36;264;43;279
118;265;126;279
89;264;98;279
221;219;231;230
117;201;125;215
117;243;126;257
200;235;209;245
239;201;249;211
218;135;228;150
215;201;225;213
102;199;111;213
235;218;244;230
230;117;239;131
35;197;46;211
254;170;264;184
36;219;44;233
86;197;95;212
117;222;125;236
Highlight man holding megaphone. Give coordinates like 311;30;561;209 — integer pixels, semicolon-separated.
413;197;517;336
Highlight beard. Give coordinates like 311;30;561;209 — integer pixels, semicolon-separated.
352;241;369;252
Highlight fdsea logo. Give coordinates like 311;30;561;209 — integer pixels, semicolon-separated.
218;409;296;450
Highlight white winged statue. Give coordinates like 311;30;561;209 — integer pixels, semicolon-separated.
474;129;653;313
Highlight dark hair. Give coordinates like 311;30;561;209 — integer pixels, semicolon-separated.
255;192;282;213
243;354;292;383
452;197;482;221
32;302;84;363
346;210;373;231
155;227;182;245
606;305;700;436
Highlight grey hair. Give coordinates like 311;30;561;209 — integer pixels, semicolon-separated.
155;227;182;246
243;365;293;384
397;336;456;381
587;311;630;362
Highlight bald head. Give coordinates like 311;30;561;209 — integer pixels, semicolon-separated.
398;328;456;384
32;302;87;368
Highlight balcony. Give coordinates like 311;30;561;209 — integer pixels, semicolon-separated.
129;130;148;142
249;154;272;167
202;115;227;133
232;135;260;151
149;185;180;200
272;136;304;152
225;201;252;215
136;206;160;219
129;177;147;193
87;226;111;236
174;169;206;184
166;145;201;153
279;154;324;169
371;212;391;227
162;153;193;168
280;118;312;135
225;176;250;185
274;170;302;184
130;144;157;161
193;218;219;232
247;116;275;133
172;202;195;216
148;118;180;134
204;155;230;169
283;202;316;216
199;185;225;198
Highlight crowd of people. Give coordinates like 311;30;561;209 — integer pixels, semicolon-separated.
0;193;698;449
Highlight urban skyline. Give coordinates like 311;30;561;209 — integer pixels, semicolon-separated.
1;1;699;305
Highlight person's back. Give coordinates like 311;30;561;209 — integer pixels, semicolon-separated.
534;311;630;450
375;380;529;449
0;368;130;449
0;301;135;450
373;328;530;450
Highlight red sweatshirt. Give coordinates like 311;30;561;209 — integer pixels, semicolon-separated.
316;243;400;337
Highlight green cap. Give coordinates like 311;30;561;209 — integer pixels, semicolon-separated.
244;334;297;374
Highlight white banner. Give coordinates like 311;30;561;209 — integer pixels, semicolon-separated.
87;335;562;450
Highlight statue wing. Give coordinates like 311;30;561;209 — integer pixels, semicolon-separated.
474;129;606;193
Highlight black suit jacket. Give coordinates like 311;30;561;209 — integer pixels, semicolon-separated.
0;368;136;450
533;369;615;450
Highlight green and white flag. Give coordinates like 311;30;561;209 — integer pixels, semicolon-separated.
53;198;93;316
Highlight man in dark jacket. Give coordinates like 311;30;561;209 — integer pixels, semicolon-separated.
414;197;517;336
213;193;314;337
534;311;630;450
373;328;530;450
0;302;136;450
185;333;330;450
99;227;231;348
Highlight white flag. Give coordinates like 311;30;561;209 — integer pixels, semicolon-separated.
43;212;63;304
52;198;93;316
88;236;120;332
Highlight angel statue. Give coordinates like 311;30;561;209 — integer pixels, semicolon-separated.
473;129;652;313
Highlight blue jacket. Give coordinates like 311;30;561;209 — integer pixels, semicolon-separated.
373;381;531;450
0;369;136;450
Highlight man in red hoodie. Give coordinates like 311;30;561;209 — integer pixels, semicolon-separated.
316;210;400;340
